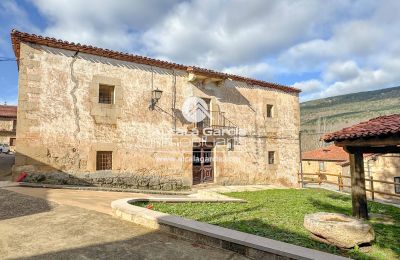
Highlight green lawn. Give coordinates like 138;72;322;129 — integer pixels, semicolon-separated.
134;189;400;259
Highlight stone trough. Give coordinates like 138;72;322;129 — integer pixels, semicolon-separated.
304;212;375;248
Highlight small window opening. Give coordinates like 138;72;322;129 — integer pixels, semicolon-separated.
268;151;275;164
266;104;274;118
227;139;235;151
96;151;112;170
99;84;115;104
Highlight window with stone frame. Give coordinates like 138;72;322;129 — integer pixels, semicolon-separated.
99;84;115;104
96;151;112;170
268;151;275;164
395;177;400;194
266;104;274;118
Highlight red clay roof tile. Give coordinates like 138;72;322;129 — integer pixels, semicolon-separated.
0;105;17;118
10;30;300;94
302;145;349;161
323;114;400;142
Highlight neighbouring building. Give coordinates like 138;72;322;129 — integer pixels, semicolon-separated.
0;105;17;149
324;114;400;205
11;30;301;190
302;144;400;201
341;153;400;202
301;145;348;183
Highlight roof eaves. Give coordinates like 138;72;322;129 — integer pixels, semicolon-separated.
11;29;301;94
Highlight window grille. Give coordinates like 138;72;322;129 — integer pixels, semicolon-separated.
96;151;112;170
99;85;115;104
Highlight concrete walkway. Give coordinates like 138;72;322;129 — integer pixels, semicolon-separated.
0;188;246;259
3;185;158;215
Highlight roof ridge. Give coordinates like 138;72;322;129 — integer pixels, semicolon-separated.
10;29;300;94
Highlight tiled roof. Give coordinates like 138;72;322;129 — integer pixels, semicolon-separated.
302;145;349;161
323;114;400;142
0;105;17;118
10;30;300;94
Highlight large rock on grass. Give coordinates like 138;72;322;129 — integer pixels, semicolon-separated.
304;212;374;248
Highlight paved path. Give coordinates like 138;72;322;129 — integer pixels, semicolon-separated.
0;154;14;181
4;185;155;215
0;188;246;259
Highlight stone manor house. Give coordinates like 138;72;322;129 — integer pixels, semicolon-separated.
11;30;301;190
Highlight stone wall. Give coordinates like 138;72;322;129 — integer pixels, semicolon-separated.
0;117;16;145
302;160;343;183
342;154;400;202
14;42;300;189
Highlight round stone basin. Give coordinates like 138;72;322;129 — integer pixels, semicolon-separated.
304;212;374;248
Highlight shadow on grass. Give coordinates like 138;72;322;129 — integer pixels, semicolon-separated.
326;192;352;202
218;218;352;258
308;197;351;215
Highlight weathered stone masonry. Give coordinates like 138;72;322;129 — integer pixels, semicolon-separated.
12;31;300;190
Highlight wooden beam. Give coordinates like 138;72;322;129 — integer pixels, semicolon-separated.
349;151;368;219
335;136;400;147
345;145;400;154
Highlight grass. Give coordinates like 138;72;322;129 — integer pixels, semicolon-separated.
134;188;400;259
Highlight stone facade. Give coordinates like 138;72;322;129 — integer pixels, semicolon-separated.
0;105;17;148
302;160;343;183
342;154;400;202
13;41;300;190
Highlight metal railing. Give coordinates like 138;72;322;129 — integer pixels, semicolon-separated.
193;110;237;132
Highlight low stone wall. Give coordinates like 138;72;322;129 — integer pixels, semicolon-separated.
21;172;190;191
112;198;347;260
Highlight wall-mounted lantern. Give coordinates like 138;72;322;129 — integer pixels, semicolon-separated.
149;88;163;110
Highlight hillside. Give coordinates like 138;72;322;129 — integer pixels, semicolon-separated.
300;86;400;151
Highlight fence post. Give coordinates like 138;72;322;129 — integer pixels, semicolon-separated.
318;172;321;186
338;172;342;191
370;176;374;201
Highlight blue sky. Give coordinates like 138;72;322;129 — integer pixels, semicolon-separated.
1;0;400;105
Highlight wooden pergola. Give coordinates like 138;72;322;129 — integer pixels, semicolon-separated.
324;114;400;219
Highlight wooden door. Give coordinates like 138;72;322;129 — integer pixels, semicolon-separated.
193;142;214;185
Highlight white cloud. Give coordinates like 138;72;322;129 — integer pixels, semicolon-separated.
297;58;400;101
143;0;333;68
23;0;400;100
293;80;323;94
323;61;360;82
0;0;39;54
31;0;181;51
222;62;274;80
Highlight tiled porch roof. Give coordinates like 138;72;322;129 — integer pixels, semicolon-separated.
323;114;400;142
